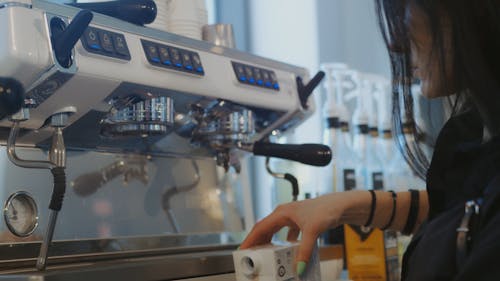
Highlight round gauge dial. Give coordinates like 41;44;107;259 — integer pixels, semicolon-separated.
3;191;38;237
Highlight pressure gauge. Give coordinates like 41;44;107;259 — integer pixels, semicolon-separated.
3;191;39;237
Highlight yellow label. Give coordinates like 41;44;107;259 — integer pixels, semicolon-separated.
345;225;387;281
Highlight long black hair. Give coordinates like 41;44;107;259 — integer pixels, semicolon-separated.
375;0;500;179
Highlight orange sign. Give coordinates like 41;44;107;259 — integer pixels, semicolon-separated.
344;225;387;281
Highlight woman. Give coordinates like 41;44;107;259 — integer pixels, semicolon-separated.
240;0;500;280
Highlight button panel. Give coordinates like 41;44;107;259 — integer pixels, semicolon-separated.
232;61;279;91
141;40;205;76
81;27;131;60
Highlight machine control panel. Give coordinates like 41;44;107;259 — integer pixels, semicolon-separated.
232;61;280;91
81;27;131;60
141;39;205;76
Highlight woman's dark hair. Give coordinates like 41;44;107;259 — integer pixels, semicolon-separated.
375;0;500;179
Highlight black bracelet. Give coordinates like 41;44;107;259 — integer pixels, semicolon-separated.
402;189;420;234
381;191;397;230
364;190;376;227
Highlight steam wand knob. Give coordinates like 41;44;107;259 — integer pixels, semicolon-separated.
51;10;93;68
297;71;326;109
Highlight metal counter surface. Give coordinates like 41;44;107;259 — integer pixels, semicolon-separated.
0;233;242;269
0;249;235;281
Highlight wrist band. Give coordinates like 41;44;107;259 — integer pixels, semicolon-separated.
403;189;420;234
381;190;397;230
364;190;376;227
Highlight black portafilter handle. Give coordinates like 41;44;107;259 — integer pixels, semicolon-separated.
71;172;106;196
253;142;332;167
297;71;325;109
69;0;157;26
0;78;24;120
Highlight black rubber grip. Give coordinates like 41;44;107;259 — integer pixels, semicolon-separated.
253;143;332;167
49;167;66;211
52;10;93;67
284;173;299;199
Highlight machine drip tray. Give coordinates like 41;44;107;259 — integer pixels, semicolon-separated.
0;250;234;281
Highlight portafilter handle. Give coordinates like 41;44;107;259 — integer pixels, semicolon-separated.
252;142;332;167
69;0;157;26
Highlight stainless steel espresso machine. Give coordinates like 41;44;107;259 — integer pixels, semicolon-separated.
0;1;331;280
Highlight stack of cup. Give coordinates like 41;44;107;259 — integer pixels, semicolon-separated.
165;0;208;40
146;0;208;39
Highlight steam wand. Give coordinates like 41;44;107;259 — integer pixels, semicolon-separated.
265;157;299;201
8;112;69;271
161;160;200;233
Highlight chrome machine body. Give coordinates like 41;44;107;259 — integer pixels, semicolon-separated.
0;1;329;280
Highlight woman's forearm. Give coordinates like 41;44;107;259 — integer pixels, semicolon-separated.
338;190;429;233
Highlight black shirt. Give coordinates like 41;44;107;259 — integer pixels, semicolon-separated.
402;109;500;280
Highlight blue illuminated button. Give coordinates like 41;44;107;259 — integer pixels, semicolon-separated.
253;68;264;85
191;53;204;74
158;46;172;66
244;66;253;80
269;71;279;90
169;47;182;67
234;64;245;80
262;70;272;87
181;51;194;71
143;43;161;64
249;78;256;84
84;27;101;50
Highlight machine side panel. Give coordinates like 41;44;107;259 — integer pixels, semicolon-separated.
0;6;52;88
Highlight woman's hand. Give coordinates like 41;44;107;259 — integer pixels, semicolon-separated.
239;193;350;273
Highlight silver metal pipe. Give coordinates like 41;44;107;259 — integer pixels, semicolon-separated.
265;157;285;179
49;127;66;168
7;122;55;170
36;210;59;271
166;209;180;233
163;160;200;233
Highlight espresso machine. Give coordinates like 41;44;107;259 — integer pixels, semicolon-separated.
0;1;330;280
